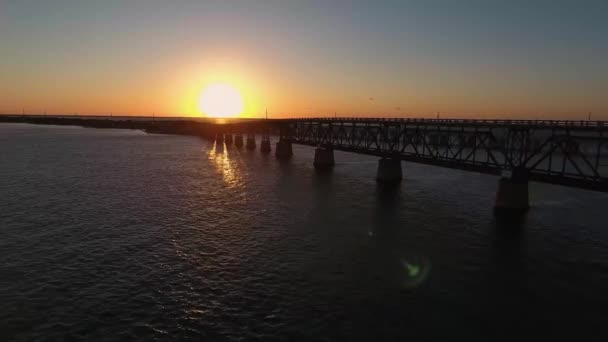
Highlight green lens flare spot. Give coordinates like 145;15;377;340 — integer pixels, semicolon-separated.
400;258;431;289
405;262;420;277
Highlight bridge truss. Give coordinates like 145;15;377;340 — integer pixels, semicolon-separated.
282;118;608;191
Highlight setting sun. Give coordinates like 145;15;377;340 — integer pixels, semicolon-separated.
199;83;244;118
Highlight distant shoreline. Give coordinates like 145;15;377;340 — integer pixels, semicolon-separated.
0;115;265;138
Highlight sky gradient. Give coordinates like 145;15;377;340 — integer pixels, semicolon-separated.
1;0;606;119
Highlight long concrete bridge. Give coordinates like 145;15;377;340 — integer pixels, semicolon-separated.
3;115;607;213
217;117;608;212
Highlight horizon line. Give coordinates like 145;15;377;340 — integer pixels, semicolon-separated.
2;113;607;123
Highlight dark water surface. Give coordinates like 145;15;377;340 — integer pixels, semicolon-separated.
2;123;608;341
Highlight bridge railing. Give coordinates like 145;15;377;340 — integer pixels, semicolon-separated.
286;117;606;128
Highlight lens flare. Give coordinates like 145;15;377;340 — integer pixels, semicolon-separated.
400;257;431;289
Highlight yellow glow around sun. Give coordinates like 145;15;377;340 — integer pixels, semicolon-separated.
199;83;244;117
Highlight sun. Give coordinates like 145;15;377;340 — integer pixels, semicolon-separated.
199;83;244;118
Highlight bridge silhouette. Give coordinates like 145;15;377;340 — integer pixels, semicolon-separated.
3;115;607;213
218;117;608;212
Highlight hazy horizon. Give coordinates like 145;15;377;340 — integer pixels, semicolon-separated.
1;0;606;119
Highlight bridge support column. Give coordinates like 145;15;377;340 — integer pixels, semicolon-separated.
494;169;529;213
314;147;334;170
246;135;256;150
261;137;271;153
275;140;293;159
216;133;224;144
376;158;402;183
225;134;233;145
234;134;244;148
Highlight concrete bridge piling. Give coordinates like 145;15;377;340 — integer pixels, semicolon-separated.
261;136;271;153
246;133;256;150
234;134;244;148
224;134;233;145
494;168;530;213
313;147;335;170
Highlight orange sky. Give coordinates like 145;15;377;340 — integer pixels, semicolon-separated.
1;1;606;119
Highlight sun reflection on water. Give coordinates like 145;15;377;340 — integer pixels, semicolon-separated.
208;141;242;188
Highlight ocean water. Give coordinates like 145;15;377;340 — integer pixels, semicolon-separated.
1;123;608;341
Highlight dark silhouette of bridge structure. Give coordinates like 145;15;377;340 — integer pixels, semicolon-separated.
208;117;608;212
281;118;607;188
2;114;607;212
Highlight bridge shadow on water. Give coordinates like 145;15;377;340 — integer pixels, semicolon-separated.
371;184;433;290
486;218;531;338
494;209;528;234
310;168;334;211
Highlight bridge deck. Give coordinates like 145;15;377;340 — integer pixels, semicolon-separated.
282;118;608;191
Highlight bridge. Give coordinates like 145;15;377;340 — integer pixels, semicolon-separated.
2;115;607;213
221;117;608;213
